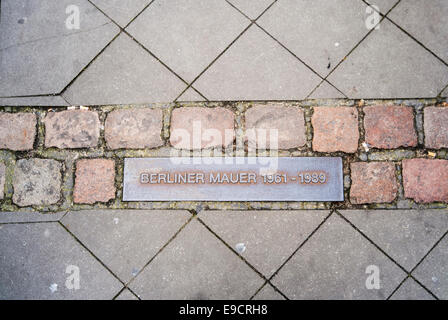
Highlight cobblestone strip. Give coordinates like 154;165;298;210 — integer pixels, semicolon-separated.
0;99;447;212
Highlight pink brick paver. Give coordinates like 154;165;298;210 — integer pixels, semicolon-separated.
350;162;398;204
170;107;235;150
74;159;116;204
403;159;448;203
44;110;100;149
0;113;36;151
424;107;448;149
312;107;359;153
364;105;417;149
105;108;164;149
245;104;306;149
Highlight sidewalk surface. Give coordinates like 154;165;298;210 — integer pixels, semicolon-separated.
1;0;448;300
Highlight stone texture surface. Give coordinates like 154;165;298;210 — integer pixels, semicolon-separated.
308;81;346;99
364;105;417;149
61;210;191;283
413;235;448;299
403;159;448;203
199;210;329;277
0;113;36;151
91;0;151;27
350;162;398;204
272;214;406;299
327;19;448;99
312;107;359;153
115;289;139;300
105;108;164;149
170;107;235;149
424;107;448;149
0;223;122;300
12;159;61;207
245;105;306;149
0;211;65;223
44;110;100;149
73;159;116;204
253;284;286;300
194;26;322;100
0;96;69;107
389;278;435;300
0;163;5;200
341;210;448;271
126;0;249;82
227;0;274;19
129;219;264;300
62;33;186;106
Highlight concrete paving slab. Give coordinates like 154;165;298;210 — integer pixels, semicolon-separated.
0;0;119;96
252;284;285;300
308;81;346;99
272;214;407;299
0;211;65;224
61;210;191;283
115;288;139;300
364;0;400;14
0;223;122;299
389;278;435;300
442;86;448;97
177;88;206;102
340;209;448;271
91;0;152;27
199;210;329;277
126;0;249;82
327;19;448;99
227;0;274;19
0;96;69;107
129;219;264;300
258;0;370;77
388;0;448;63
413;234;448;300
63;33;186;105
194;26;322;100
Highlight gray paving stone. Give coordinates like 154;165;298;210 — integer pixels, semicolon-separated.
63;33;186;105
199;210;328;277
413;235;448;300
258;0;370;77
364;0;399;14
388;0;448;63
341;210;448;271
389;278;435;300
272;214;406;300
129;219;264;299
0;211;65;223
308;81;346;99
253;284;285;300
61;210;191;283
115;288;139;300
13;159;62;207
227;0;274;19
0;163;5;200
177;88;206;102
327;19;448;99
442;86;448;97
126;0;249;82
194;26;322;101
0;223;122;299
0;96;69;107
91;0;152;27
0;0;119;96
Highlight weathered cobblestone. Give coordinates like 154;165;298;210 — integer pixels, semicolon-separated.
105;108;164;149
0;113;36;151
424;107;448;149
74;159;116;204
44;110;100;149
350;162;398;204
170;107;235;149
364;105;417;149
12;159;62;207
312;107;359;153
403;159;448;203
245;104;306;149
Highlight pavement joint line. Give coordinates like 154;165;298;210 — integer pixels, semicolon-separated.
249;279;289;301
123;0;158;30
124;214;196;288
361;0;400;16
265;210;335;284
112;286;141;301
0;220;59;225
438;82;448;98
305;79;349;100
173;85;210;103
333;209;442;300
57;220;127;286
0;93;60;99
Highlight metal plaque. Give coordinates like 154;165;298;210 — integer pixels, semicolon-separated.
123;157;344;202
